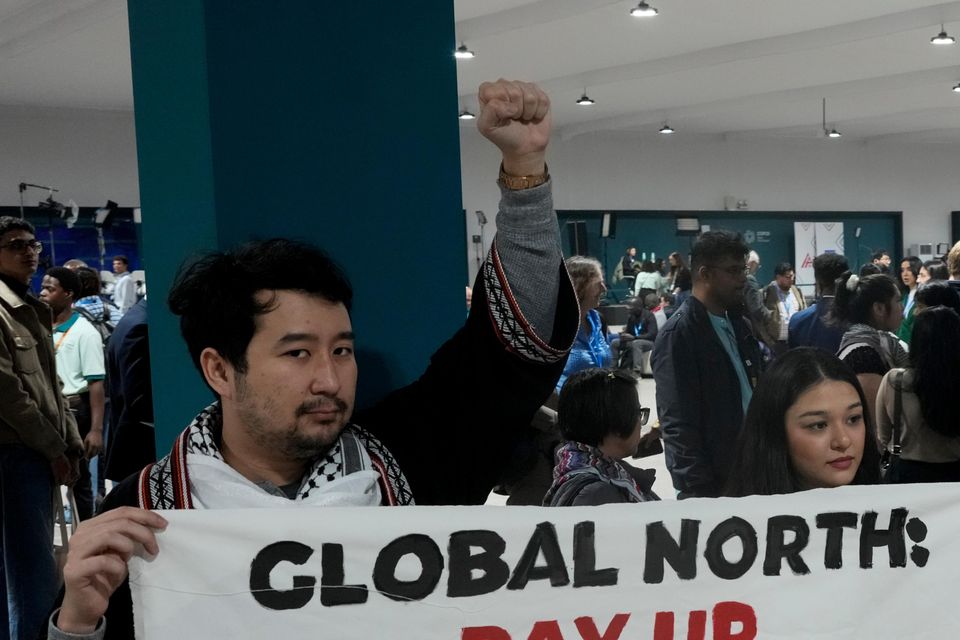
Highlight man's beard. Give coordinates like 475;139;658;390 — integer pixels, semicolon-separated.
235;379;349;461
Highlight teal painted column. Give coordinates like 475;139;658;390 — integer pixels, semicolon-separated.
127;1;464;451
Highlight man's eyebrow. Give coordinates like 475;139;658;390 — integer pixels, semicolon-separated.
276;331;355;345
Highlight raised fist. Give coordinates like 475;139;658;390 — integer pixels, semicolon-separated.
477;79;550;177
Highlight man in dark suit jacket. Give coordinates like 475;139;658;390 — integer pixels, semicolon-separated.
104;298;155;481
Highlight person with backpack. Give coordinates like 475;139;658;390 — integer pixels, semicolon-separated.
71;266;113;344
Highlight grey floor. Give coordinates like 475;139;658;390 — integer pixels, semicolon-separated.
485;377;675;505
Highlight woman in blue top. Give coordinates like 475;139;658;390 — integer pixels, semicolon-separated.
556;256;612;391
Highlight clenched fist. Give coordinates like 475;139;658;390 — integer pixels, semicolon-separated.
477;79;550;177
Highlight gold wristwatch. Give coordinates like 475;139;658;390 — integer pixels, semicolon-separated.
498;163;549;190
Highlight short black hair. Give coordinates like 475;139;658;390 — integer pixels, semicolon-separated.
690;230;748;274
74;267;101;298
812;253;849;290
113;255;129;266
872;250;889;261
726;348;880;496
858;263;881;277
168;238;353;381
774;262;794;277
922;260;949;281
916;281;960;315
0;216;35;237
45;266;82;298
557;368;640;447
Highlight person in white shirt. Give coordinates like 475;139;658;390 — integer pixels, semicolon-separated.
111;255;137;317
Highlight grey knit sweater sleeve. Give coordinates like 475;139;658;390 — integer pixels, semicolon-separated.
48;610;105;640
491;179;563;341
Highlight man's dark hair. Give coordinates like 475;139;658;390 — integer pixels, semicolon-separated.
916;281;960;315
813;253;849;291
168;238;353;378
859;263;882;277
45;266;82;298
113;255;129;266
690;230;749;275
74;267;101;298
923;260;949;281
910;306;960;438
726;347;880;496
557;368;640;447
871;250;889;262
774;262;793;277
0;216;35;237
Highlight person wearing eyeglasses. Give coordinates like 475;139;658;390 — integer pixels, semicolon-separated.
652;230;764;499
0;216;83;640
543;368;659;506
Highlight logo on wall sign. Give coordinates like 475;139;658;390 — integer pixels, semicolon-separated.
802;254;814;269
744;230;756;244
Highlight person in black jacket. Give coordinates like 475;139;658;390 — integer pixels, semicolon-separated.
652;230;763;499
48;79;579;640
616;293;658;375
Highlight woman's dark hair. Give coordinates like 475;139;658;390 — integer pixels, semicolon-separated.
168;238;353;381
915;281;960;314
641;260;656;273
74;267;102;299
557;368;640;447
726;348;881;496
829;272;899;328
668;251;686;274
922;260;949;281
909;306;960;437
898;256;922;293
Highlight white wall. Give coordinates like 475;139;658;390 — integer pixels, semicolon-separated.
0;105;139;209
460;127;960;283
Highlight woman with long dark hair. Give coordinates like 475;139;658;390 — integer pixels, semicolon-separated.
895;256;922;343
831;272;907;424
726;348;880;496
667;251;692;306
544;368;659;506
877;306;960;483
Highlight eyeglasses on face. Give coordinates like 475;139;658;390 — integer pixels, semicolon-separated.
0;239;43;254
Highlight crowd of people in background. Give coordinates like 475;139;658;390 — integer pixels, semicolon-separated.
548;234;960;506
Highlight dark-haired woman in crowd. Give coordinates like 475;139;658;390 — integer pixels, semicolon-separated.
831;272;908;424
895;256;922;343
667;251;692;307
878;306;960;483
918;260;949;285
726;348;880;496
544;368;659;506
914;280;960;314
556;256;612;392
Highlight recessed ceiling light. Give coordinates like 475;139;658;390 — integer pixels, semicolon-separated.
659;123;675;134
454;43;475;59
931;24;955;45
458;108;475;120
630;1;658;17
576;92;595;106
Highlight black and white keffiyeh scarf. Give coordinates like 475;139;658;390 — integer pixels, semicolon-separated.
137;402;414;510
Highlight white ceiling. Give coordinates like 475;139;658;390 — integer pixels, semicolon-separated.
1;0;959;144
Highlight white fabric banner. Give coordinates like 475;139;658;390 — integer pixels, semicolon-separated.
815;222;844;258
130;484;947;639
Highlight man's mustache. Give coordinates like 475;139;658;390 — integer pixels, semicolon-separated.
296;395;348;416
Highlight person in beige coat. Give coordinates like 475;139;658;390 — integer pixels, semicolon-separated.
762;261;807;355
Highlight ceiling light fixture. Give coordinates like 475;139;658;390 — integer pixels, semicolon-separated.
630;1;658;17
821;97;841;139
659;122;674;134
953;82;960;93
931;24;955;45
576;91;595;106
458;108;475;120
454;43;475;59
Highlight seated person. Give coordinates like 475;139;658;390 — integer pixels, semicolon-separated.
615;293;658;375
555;256;613;392
725;348;881;496
544;368;659;506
